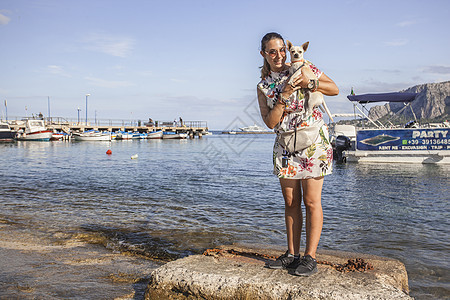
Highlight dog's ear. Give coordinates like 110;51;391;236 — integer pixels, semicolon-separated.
286;40;293;50
302;41;309;52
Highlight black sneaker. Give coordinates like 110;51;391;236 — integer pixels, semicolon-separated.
293;255;318;276
266;250;297;269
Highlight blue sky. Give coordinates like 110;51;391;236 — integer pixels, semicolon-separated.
1;0;449;129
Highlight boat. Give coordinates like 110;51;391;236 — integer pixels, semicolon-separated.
238;124;270;133
115;131;133;140
0;122;16;141
16;119;53;141
162;131;188;139
335;92;450;164
131;132;146;139
147;130;163;139
72;130;111;141
50;131;65;141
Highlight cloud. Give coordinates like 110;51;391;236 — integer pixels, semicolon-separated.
83;33;135;57
396;20;415;27
47;65;71;77
0;10;11;25
85;76;135;88
384;39;408;47
423;65;450;74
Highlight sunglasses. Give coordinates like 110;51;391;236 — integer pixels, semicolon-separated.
264;47;286;58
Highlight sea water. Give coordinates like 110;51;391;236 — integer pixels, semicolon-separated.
0;134;448;299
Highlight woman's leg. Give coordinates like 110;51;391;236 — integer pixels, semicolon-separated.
301;176;324;258
279;178;302;255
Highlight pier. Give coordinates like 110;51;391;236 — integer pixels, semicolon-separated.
6;117;208;138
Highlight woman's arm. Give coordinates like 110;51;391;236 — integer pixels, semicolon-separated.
316;72;339;96
288;67;339;96
257;88;285;129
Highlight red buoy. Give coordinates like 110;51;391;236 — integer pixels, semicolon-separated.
106;149;112;155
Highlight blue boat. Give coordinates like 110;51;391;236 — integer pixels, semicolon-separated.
334;92;450;164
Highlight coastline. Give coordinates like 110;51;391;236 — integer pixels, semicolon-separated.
0;221;161;299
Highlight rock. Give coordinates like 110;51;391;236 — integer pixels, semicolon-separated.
368;81;450;122
145;245;412;300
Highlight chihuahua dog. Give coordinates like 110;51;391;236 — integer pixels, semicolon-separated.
286;40;333;122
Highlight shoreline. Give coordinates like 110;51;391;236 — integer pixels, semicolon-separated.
0;222;161;299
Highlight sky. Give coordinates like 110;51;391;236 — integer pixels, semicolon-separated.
0;0;449;130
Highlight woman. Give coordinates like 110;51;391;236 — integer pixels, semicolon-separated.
257;32;338;276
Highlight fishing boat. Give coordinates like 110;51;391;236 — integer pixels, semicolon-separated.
131;132;145;139
147;130;163;139
335;92;450;164
16;120;53;141
115;131;133;140
72;130;111;141
162;131;188;139
0;122;16;141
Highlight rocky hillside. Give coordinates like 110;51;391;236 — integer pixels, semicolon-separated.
368;81;450;122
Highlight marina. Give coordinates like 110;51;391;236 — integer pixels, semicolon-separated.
2;117;208;140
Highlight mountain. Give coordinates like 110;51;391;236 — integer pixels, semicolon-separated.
368;81;450;123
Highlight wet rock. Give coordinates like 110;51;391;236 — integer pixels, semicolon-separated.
145;244;412;299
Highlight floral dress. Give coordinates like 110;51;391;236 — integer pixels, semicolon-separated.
257;61;333;179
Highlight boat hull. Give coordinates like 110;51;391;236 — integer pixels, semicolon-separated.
116;132;133;140
345;150;450;164
162;132;188;139
147;131;163;139
0;131;16;141
73;133;111;141
17;130;53;141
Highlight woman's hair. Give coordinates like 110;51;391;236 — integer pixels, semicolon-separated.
260;32;285;79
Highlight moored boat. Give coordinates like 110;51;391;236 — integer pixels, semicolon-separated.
162;132;188;139
147;130;163;139
72;130;111;141
16;120;53;141
239;124;269;132
50;131;65;141
0;122;16;141
336;92;450;164
116;131;133;140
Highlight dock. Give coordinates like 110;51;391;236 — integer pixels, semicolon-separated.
7;117;208;138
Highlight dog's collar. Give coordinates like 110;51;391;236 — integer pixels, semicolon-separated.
291;59;304;64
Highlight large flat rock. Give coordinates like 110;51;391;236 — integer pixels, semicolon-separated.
145;244;412;300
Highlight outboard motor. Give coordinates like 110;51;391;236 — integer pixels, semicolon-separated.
335;135;351;163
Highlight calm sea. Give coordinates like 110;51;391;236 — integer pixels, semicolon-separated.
0;134;448;299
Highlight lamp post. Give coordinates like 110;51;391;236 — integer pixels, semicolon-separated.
77;107;81;125
47;96;51;123
4;100;7;121
85;94;90;125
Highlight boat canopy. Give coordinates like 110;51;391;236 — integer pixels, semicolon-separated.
347;92;418;104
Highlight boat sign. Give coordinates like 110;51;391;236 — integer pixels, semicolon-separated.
357;128;449;151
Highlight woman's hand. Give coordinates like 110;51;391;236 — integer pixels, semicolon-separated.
280;74;304;99
284;67;339;97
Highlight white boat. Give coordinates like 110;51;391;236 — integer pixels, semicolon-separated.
335;92;450;164
72;130;111;141
116;131;133;140
16;120;53;141
0;122;16;141
239;124;268;132
147;130;163;139
131;132;146;139
162;132;188;139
